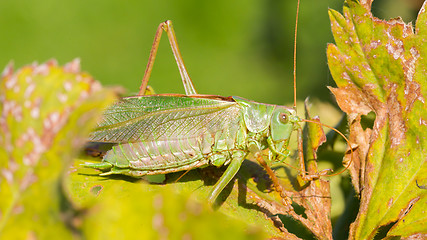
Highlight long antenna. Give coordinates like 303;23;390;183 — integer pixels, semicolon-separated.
293;0;301;109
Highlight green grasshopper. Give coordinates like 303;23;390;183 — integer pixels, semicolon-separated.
86;20;336;206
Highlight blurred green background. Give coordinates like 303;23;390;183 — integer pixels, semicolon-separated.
0;0;420;105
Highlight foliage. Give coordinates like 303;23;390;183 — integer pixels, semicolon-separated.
0;60;117;238
328;0;427;238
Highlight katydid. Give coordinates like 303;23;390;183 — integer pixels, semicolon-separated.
86;20;345;207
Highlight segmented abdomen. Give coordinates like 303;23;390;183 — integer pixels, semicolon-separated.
107;131;242;175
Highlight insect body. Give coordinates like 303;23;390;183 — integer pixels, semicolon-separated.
86;20;328;206
88;94;301;203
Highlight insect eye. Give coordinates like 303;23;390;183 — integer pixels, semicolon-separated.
279;113;288;123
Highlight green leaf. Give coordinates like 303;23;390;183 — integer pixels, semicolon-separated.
327;0;427;239
67;159;273;239
0;59;117;238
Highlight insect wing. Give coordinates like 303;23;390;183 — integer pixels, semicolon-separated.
89;95;242;143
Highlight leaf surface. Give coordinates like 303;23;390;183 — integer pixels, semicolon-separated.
327;0;427;238
0;60;117;238
67;159;276;239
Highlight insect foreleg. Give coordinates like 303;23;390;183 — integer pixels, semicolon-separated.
139;20;197;96
266;137;290;162
208;151;246;204
248;141;293;209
